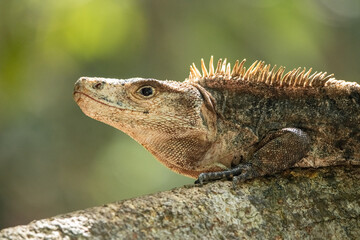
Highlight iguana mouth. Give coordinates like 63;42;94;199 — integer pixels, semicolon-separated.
73;91;124;110
74;91;149;114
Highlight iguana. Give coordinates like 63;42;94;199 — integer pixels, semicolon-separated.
73;57;360;184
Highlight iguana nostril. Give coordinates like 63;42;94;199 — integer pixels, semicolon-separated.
93;82;104;90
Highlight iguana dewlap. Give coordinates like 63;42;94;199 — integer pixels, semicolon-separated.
73;57;360;183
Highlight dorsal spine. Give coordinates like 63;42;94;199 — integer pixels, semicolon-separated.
187;56;337;88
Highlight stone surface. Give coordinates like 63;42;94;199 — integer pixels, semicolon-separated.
1;166;359;239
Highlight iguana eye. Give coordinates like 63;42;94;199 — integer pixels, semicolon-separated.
138;86;155;98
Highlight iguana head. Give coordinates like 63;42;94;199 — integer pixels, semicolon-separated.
73;77;217;177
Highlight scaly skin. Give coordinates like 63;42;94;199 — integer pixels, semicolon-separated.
73;57;360;183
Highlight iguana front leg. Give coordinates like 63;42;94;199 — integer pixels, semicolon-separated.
195;128;311;184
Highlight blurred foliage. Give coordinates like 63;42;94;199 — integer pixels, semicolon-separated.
0;0;359;229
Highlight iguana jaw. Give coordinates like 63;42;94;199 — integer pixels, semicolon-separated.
74;92;121;110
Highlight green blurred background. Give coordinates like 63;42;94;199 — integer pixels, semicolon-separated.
0;0;359;229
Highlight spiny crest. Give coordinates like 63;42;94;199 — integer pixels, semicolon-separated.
187;56;336;88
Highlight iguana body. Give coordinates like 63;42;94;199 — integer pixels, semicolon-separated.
73;57;360;183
